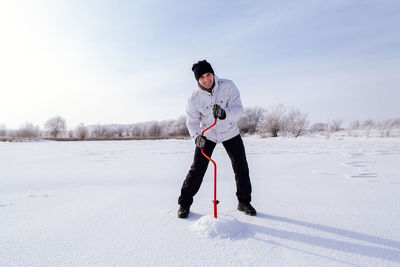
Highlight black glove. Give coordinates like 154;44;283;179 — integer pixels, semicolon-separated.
212;104;226;120
195;135;207;149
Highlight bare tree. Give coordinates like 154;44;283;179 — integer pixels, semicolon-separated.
75;123;89;139
258;104;286;137
286;108;309;137
362;119;376;129
91;124;102;138
329;119;343;133
68;130;74;139
125;127;130;137
45;116;66;139
131;122;147;137
238;106;266;135
91;124;113;138
347;120;360;137
362;119;376;137
393;118;400;128
310;122;328;133
378;119;394;137
158;120;172;137
147;121;162;137
166;116;189;136
0;124;7;137
14;122;40;138
116;126;126;137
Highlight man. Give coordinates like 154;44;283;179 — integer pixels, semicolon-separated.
177;60;256;218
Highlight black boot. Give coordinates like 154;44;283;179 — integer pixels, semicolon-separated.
238;202;256;216
177;205;190;218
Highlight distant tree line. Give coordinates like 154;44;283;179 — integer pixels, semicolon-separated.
0;115;189;141
239;104;400;138
1;105;400;141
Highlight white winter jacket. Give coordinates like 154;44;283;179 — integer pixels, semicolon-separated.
186;76;244;143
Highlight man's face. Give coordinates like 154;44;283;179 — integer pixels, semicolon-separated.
198;73;214;89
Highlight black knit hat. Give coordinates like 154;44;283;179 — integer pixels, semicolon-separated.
192;60;214;81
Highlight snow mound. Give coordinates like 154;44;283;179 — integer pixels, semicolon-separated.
191;214;247;239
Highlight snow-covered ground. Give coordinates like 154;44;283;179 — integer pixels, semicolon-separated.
1;136;399;266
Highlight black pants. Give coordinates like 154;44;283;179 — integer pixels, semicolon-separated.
178;134;252;207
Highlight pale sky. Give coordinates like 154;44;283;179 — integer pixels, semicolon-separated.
1;0;399;129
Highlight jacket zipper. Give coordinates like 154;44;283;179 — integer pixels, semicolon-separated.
210;92;219;143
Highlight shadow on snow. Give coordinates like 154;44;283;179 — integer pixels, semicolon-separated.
245;213;400;262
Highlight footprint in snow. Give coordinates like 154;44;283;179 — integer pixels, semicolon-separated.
350;172;378;179
0;203;14;207
29;194;51;198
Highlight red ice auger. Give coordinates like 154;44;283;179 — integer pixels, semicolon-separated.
200;117;219;218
